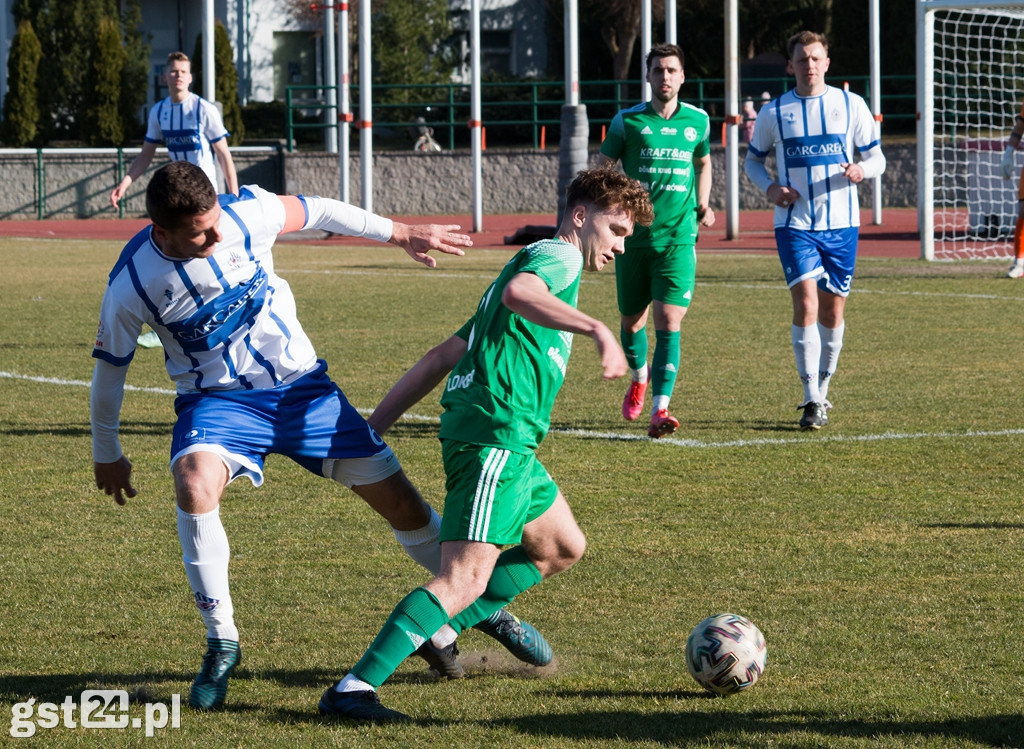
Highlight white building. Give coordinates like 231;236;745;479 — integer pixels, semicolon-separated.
0;1;548;113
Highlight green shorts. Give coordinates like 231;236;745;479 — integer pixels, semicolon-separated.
439;439;558;545
616;243;697;316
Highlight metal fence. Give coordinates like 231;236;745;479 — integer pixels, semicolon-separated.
0;146;280;220
285;74;918;151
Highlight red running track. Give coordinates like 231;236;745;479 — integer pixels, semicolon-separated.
0;208;920;258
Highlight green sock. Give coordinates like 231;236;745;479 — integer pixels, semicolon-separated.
351;587;450;688
447;546;542;634
620;325;648;373
652;329;680;398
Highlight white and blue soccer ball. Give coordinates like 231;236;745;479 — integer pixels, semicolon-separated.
685;613;767;695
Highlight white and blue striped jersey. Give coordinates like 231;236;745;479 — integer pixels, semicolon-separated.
145;93;229;187
93;187;356;394
744;85;884;231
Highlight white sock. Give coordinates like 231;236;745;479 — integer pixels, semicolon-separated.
431;624;458;648
177;506;238;641
392;507;442;574
817;321;845;404
334;673;375;693
791;324;822;405
632;364;649;384
651;395;670;414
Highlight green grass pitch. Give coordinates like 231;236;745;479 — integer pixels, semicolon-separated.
1;236;1022;747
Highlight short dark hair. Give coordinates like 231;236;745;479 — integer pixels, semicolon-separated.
565;167;654;227
646;43;684;71
787;31;828;59
146;161;217;230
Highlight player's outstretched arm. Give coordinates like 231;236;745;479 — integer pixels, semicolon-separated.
389;222;472;268
369;334;467;434
283;196;471;268
501;272;627;380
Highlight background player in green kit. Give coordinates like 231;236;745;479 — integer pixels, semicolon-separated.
597;42;715;438
319;167;654;722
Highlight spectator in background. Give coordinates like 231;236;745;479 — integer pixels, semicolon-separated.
740;99;757;143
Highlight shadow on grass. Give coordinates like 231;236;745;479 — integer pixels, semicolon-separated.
479;706;1024;747
5;674;1021;744
0;661;500;710
923;522;1024;530
0;421;173;438
0;671;195;704
383;422;441;439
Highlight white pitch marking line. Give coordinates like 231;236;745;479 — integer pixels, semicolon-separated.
0;370;177;395
549;426;1024;448
273;269;1024;302
6;371;1022;449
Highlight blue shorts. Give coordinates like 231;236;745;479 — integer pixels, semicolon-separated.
170;359;391;486
775;227;859;297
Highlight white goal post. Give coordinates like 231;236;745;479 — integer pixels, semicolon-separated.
917;0;1024;260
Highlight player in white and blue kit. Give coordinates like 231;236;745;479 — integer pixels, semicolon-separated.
744;30;885;430
110;52;238;208
90;161;547;711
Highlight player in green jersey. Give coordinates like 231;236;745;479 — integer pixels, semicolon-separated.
598;42;715;438
318;167;654;722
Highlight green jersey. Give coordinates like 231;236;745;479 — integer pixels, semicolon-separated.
600;100;711;248
439;239;583;453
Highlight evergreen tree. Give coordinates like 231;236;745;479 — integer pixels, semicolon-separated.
14;0;147;144
34;0;94;140
0;19;42;147
83;16;126;145
119;0;151;143
191;21;246;145
369;0;456;106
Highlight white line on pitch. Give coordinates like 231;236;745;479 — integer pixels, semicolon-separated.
5;371;1022;449
274;270;1024;302
0;370;176;394
549;426;1024;448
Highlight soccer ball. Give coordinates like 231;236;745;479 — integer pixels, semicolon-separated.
685;613;767;695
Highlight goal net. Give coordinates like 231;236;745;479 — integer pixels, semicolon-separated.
918;1;1024;260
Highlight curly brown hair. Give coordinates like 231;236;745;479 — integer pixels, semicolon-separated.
565;167;654;227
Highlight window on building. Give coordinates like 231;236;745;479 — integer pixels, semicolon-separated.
153;63;167;104
273;31;317;101
481;30;513;76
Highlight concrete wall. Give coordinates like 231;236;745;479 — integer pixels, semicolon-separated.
0;150;281;220
0;143;917;220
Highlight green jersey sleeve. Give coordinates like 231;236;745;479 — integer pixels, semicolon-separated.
599;111;627;161
520;240;583;295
